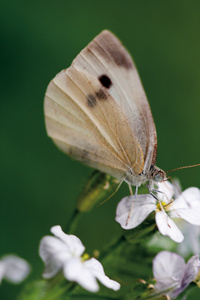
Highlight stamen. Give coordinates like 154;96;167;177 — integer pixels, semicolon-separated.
81;253;90;261
150;192;170;226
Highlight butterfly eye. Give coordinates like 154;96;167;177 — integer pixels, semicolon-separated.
154;174;162;182
98;74;112;89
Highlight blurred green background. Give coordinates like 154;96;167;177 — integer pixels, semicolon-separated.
1;0;200;298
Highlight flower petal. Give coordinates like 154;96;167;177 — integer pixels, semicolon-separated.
84;258;120;291
156;211;184;243
63;257;99;292
153;251;185;292
51;225;85;256
172;254;200;298
39;236;72;278
116;194;156;229
0;255;30;284
178;223;200;256
169;188;200;225
64;257;120;293
156;181;175;202
0;262;6;283
183;255;200;286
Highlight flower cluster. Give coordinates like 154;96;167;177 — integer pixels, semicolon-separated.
153;251;200;299
2;180;200;300
39;225;120;293
116;181;200;242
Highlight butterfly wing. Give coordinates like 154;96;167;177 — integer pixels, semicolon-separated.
44;30;157;182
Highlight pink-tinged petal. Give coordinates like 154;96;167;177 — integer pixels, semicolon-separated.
116;194;156;229
156;181;175;202
153;251;185;292
0;255;30;284
153;252;200;299
156;211;184;243
84;258;120;291
63;257;99;292
183;255;200;286
172;255;200;298
51;225;85;256
169;188;200;225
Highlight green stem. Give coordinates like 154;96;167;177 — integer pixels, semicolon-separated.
99;235;126;261
124;220;156;244
65;208;83;234
43;278;76;300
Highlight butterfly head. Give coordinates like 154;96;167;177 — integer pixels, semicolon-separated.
148;165;167;183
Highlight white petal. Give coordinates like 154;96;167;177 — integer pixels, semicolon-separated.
39;236;72;278
184;255;200;285
116;194;156;229
64;257;120;293
153;251;185;292
172;255;200;298
156;181;175;202
63;257;99;292
156;211;184;243
170;188;200;225
177;222;200;256
0;261;7;283
51;225;85;256
84;258;120;291
172;178;182;198
0;255;30;284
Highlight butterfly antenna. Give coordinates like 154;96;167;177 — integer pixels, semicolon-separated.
166;174;191;207
166;163;200;174
166;174;182;196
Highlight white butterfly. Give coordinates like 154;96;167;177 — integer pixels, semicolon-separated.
44;30;166;192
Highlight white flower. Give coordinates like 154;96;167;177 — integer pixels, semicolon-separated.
115;181;200;243
0;255;30;284
153;251;200;299
39;225;120;293
178;222;200;256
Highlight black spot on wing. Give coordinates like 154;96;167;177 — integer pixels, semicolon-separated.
87;86;109;109
87;94;96;108
98;75;112;88
95;88;108;100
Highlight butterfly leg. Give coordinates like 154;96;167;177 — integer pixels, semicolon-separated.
128;184;133;195
126;185;138;225
98;180;123;206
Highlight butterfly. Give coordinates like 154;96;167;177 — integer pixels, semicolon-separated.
44;30;166;193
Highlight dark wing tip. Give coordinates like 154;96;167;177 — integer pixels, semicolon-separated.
91;30;134;70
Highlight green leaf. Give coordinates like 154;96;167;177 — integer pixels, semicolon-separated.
16;280;47;300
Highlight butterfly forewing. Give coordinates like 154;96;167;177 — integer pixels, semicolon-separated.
44;30;157;182
73;30;157;172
